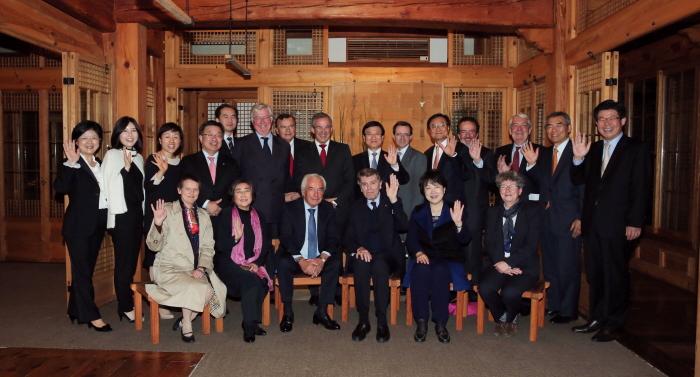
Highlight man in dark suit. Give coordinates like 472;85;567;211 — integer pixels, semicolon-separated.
345;170;408;342
181;120;241;220
571;100;651;342
521;112;583;324
275;113;314;202
352;121;409;199
216;103;238;159
392;121;427;218
233;103;290;237
278;173;342;333
424;113;471;204
457;117;496;283
494;113;542;202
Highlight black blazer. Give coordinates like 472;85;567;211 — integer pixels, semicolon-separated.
54;158;107;239
181;151;241;209
494;143;542;201
220;135;238;159
424;143;472;203
571;135;650;238
233;133;291;222
461;145;496;216
406;202;470;262
279;198;340;259
286;137;315;193
214;206;272;267
352;151;410;199
344;195;409;271
484;201;542;276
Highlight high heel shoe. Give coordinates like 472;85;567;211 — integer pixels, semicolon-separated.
88;321;113;332
172;317;183;331
118;310;136;323
68;314;78;324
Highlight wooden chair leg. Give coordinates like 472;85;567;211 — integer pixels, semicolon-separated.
341;281;349;323
202;304;211;335
133;289;143;331
149;298;159;344
390;284;398;326
529;297;538;342
463;290;469;318
455;291;464;331
215;317;224;333
538;296;546;328
476;295;485;335
405;288;413;326
262;291;270;326
350;286;356;309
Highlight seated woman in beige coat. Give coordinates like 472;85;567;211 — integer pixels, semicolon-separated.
146;174;227;343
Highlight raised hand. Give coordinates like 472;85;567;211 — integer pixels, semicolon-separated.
450;200;464;226
123;148;133;172
151;152;169;175
497;155;511;173
385;144;398;166
522;142;539;166
385;174;399;203
416;251;430;265
232;216;244;242
572;132;591;160
467;139;482;162
63;139;80;164
440;134;458;157
151;199;167;226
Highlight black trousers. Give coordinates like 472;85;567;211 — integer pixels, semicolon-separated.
352;256;390;325
542;227;582;317
277;255;340;316
66;210;107;323
215;259;268;325
110;211;143;313
410;258;450;325
479;267;538;323
465;205;486;284
584;231;632;329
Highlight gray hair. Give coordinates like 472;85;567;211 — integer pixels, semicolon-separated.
509;113;532;129
495;171;526;189
546;111;572;126
251;103;273;118
301;173;327;192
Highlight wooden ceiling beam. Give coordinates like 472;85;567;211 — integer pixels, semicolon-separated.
517;28;554;53
42;0;116;32
0;68;62;90
114;0;553;30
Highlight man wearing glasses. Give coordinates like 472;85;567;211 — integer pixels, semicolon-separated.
424;113;472;204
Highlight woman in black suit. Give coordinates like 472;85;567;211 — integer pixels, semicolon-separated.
54;121;111;332
406;170;469;344
102;116;145;323
479;171;543;337
214;180;272;343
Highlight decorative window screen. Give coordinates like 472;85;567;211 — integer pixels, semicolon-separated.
179;30;257;65
206;101;257;137
448;89;503;149
451;34;504;66
534;81;546;145
517;38;542;65
576;0;638;32
272;89;326;141
145;86;156;153
273;28;324;65
575;57;603;139
76;59;112;153
49;92;63;218
516;86;532;117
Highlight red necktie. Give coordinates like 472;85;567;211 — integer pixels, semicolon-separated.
320;144;327;168
510;147;521;173
289;152;294;176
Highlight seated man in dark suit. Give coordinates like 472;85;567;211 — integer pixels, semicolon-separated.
345;169;407;342
352;121;409;199
278;173;341;333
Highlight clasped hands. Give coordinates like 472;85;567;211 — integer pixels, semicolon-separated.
299;257;325;277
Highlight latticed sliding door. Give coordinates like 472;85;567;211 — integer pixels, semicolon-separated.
515;81;547;146
446;88;505;150
272;88;327;141
62;52;115;305
572;51;619;139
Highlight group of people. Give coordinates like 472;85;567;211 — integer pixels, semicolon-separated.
57;98;649;344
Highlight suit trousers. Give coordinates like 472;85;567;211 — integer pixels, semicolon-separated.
584;230;631;329
465;205;487;284
111;211;143;313
542;228;581;317
352;256;390;325
277;255;340;315
410;259;450;325
215;259;268;325
479;267;538;323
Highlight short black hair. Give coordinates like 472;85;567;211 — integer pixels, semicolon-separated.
215;103;237;119
275;113;296;126
362;120;385;136
71;121;103;153
419;170;448;196
457;116;480;134
545;111;571;126
356;167;381;183
311;112;332;127
426;113;450;130
178;173;201;189
229;179;256;203
392;121;413;135
156;122;184;156
593;100;626;120
198;120;224;135
111;116;144;152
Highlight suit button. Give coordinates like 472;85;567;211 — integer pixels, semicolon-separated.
594;200;598;206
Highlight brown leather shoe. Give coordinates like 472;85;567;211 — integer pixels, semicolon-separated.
493;322;506;337
504;322;518;337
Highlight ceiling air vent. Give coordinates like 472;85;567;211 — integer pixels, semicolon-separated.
346;37;431;63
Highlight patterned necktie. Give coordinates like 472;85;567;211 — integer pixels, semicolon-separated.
601;142;611;177
307;208;318;259
262;137;272;156
370;152;378;169
227;136;234;153
551;146;559;175
510;147;521;172
432;146;441;170
289;152;294;177
320;144;327;168
207;156;216;184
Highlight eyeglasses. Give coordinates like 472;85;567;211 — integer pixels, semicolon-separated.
544;124;567;130
201;133;222;139
597;116;620;122
499;184;519;191
429;123;448;130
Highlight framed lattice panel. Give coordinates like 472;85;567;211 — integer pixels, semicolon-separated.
451;34;504;66
273;28;324;66
574;54;606;139
517;38;542;65
516;86;532;117
179;30;257;66
272;88;327;141
447;88;504;149
204;100;257;137
534;81;547;145
576;0;638;33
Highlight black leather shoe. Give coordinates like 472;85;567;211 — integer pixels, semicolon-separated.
243;329;256;343
572;320;602;333
376;324;390;343
181;330;195;343
308;295;319;306
550;315;577;324
546;309;559;317
435;324;450;343
414;319;427;342
313;313;341;330
87;321;112;332
352;322;371;341
242;322;268;336
592;327;620;342
279;314;294;333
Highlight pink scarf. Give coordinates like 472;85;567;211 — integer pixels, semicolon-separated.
230;207;272;291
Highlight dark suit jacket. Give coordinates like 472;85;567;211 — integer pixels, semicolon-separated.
484;201;542;276
233;133;291;223
344;195;409;271
54;158;107;238
571;135;650;238
494;143;542;201
352;150;410;199
424;142;472;203
285;137;315;194
397;147;427;217
181;151;241;209
406;202;470;262
220;135;238;159
525;141;583;234
462;145;496;218
279;198;340;259
296;140;355;225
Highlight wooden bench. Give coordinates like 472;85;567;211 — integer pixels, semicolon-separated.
131;282;224;344
339;275;402;325
405;284;469;331
475;281;550;342
273;276;334;323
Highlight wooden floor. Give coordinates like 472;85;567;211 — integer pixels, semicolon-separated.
0;348;203;377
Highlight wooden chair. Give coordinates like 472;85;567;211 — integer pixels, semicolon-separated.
273;276;334;323
474;281;550;342
131;282;224;344
339;275;402;325
405;284;469;331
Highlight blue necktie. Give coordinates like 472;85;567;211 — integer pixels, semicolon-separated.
307;208;318;259
262;137;272;156
370;152;378;169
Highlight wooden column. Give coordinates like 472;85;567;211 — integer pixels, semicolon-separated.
38;90;51;261
552;0;568;112
115;23;148;124
0;90;5;261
